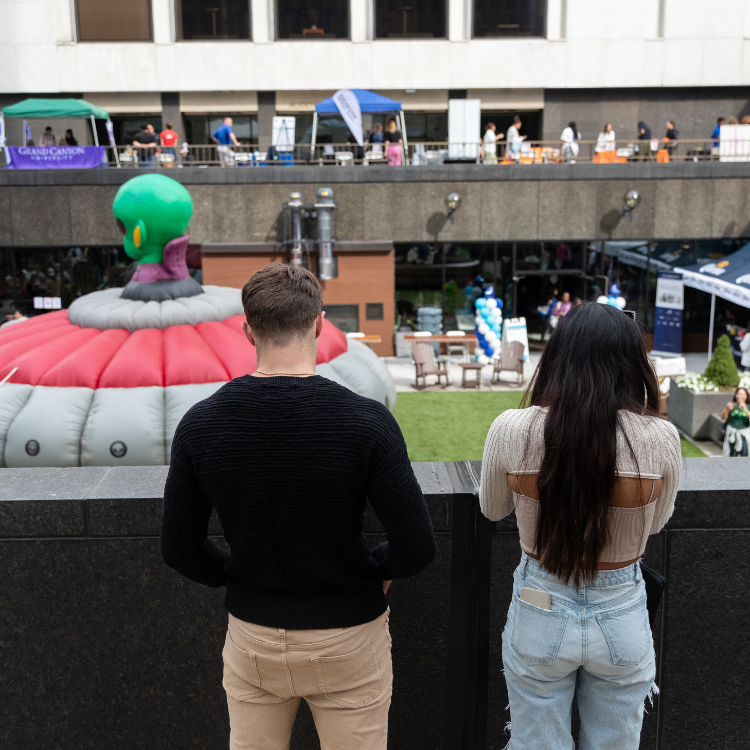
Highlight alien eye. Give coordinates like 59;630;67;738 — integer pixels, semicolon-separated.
116;218;126;235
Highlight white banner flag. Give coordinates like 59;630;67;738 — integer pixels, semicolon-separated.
332;89;363;147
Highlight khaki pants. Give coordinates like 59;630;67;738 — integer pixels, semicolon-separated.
223;609;393;750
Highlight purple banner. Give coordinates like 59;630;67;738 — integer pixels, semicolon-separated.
6;146;106;169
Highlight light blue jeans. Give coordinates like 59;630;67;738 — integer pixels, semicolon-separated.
502;552;657;750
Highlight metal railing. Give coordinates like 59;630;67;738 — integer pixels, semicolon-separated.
2;139;744;169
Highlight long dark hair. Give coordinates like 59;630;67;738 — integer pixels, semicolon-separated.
521;303;659;584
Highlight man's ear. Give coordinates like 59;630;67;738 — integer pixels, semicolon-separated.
133;220;148;249
241;320;257;347
314;311;325;339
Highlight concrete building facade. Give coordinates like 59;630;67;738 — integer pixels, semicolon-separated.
1;0;749;145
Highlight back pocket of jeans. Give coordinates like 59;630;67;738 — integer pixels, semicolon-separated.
312;637;382;708
596;596;652;666
222;630;266;701
510;594;569;666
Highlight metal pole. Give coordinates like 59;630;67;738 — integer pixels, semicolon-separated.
708;293;716;364
23;118;28;145
315;187;335;280
400;110;408;163
91;115;99;146
512;242;518;317
310;111;318;158
645;242;651;323
441;244;447;313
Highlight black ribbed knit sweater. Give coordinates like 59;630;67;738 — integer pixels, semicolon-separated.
161;375;436;629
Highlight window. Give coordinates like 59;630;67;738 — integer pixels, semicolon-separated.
375;0;446;38
111;117;163;146
322;304;358;332
366;303;384;321
176;0;250;39
276;0;349;39
76;0;151;41
473;0;546;37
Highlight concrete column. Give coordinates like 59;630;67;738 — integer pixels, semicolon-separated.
547;0;565;40
448;0;470;41
55;0;76;43
350;0;372;42
152;0;175;42
161;92;183;141
257;91;276;149
251;0;274;42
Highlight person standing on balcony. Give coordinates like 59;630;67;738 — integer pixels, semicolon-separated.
162;263;436;750
481;122;503;164
507;116;525;160
212;116;240;167
384;118;403;165
160;122;179;165
663;120;679;155
133;124;157;166
480;303;681;750
39;126;56;146
595;123;616;153
712;117;725;148
560;122;580;162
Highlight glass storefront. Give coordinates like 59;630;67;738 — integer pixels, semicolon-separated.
0;247;130;320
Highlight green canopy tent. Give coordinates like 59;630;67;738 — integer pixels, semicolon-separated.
0;98;118;166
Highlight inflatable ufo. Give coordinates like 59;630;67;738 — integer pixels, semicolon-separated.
0;175;395;468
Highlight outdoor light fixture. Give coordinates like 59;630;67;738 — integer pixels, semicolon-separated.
315;187;337;280
445;192;462;225
622;189;641;223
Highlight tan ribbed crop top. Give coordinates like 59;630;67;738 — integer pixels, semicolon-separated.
479;406;683;563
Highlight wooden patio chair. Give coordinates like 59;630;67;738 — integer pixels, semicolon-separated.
412;342;451;390
492;341;524;386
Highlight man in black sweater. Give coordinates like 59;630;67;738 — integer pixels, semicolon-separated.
162;263;436;750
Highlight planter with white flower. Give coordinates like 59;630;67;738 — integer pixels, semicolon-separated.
668;335;741;439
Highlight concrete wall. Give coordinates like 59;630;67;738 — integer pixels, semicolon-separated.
2;162;750;247
543;87;750;142
0;459;748;749
2;0;749;92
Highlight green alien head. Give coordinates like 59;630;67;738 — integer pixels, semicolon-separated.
113;174;193;265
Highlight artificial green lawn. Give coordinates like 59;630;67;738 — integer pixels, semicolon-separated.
393;392;707;462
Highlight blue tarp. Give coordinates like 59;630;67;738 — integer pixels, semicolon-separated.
677;241;750;308
315;89;402;114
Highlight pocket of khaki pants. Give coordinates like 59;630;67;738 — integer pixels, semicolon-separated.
222;629;267;701
312;636;382;708
596;595;652;667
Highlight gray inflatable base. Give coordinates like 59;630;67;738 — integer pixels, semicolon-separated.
121;277;203;301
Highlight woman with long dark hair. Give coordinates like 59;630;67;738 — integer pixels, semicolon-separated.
480;303;681;749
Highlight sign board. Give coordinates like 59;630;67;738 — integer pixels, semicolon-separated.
719;124;750;162
502;316;529;362
33;297;62;309
6;146;105;169
448;99;480;160
653;271;684;355
272;116;295;152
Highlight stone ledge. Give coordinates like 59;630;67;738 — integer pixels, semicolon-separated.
0;458;747;538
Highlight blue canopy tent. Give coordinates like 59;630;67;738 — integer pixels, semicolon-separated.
311;89;407;157
676;241;750;361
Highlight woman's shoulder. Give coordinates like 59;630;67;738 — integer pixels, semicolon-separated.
490;406;545;435
619;410;680;441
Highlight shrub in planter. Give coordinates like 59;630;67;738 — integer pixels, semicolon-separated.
704;334;739;390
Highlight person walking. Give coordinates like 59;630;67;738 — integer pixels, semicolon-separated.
507;116;525;160
162;263;436;750
721;387;750;456
549;290;571;329
481;122;503;164
480;302;681;750
384;118;403;165
212;116;241;166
